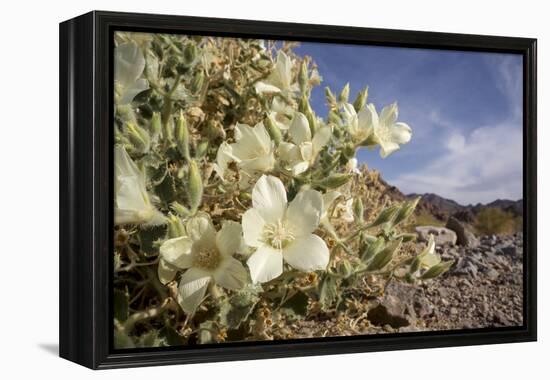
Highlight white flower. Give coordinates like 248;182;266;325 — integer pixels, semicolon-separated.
242;175;329;283
416;235;441;269
214;122;275;184
321;191;354;226
114;42;149;105
114;145;165;226
341;103;374;143
159;214;248;314
367;102;412;158
267;98;294;130
254;51;299;95
278;112;331;175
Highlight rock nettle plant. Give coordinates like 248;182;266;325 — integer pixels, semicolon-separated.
113;32;453;348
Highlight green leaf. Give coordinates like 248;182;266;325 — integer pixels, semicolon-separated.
138;225;167;256
219;286;260;329
319;275;339;310
113;288;129;323
154;172;177;204
158;326;185;346
280;291;309;320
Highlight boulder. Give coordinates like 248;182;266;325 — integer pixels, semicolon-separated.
446;216;479;247
415;226;457;246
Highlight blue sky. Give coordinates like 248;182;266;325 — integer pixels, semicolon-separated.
294;42;523;205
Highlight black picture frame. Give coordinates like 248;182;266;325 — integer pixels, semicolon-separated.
59;10;537;369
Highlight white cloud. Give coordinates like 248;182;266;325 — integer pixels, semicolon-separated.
391;122;522;205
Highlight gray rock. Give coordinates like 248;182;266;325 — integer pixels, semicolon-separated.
446;217;479;247
415;226;457;246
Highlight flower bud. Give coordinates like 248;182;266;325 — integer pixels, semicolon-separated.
368;204;400;228
264;115;282;146
328;110;341;125
366;238;402;271
392;197;420;227
151;112;162;139
353;87;369;112
395;233;417;243
338;82;350;103
353;198;364;223
167;214;186;238
298;60;309;93
360;237;384;262
187;160;203;212
191;70;205;93
175;110;190;160
195;140;209;158
163;116;174;144
170;201;191;218
325;87;337;107
319;173;352;189
420;260;454;280
342;144;355;159
126;122;151;153
337;260;354;278
183;42;198;66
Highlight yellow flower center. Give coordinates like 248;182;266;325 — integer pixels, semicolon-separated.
193;248;221;270
264;220;295;250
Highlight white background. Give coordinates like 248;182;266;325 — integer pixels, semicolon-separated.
1;0;546;377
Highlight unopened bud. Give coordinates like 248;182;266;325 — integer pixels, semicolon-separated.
175;110;190;160
360;237;384;262
392;197;420;227
353;87;369;112
126;122;150;153
195;140;209;158
170;201;191;218
420;260;454;280
298;60;309;93
187;160;203;212
395;233;417;243
366;238;402;271
325;87;337;107
353;198;364;223
151;112;162;139
191;70;205;93
368;204;400;228
338;83;350;103
319;173;352;189
183;43;198;66
264;115;282;146
167;214;186;238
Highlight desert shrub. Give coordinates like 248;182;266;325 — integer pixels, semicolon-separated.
112;32;453;347
474;207;518;235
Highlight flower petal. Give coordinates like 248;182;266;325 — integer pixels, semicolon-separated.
213;257;247;290
158;258;178;285
286;189;323;237
283;234;329;272
379;102;398;127
115;43;146;86
391;122;412;144
186;213;216;244
216;221;243;257
312;126;331;155
357;104;378;136
177;268;211;314
159;236;194;269
242;208;266;248
289;112;312;145
118;78;149;105
252;175;287;223
379;141;400;158
246;245;283;283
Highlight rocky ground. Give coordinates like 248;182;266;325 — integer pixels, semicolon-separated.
372;232;524;332
282;232;523;339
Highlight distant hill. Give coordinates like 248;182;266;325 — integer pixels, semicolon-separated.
366;169;523;223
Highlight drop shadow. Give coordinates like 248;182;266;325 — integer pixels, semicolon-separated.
38;343;59;356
